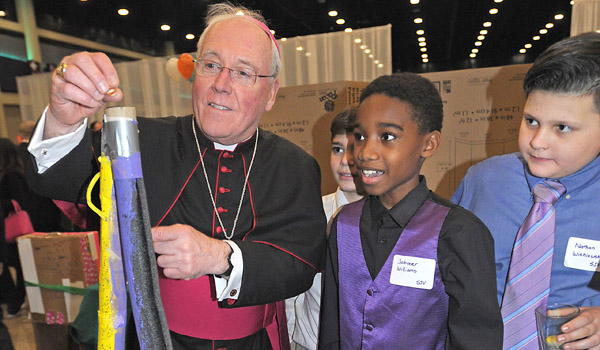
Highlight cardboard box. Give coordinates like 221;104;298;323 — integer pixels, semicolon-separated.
17;232;99;324
260;81;368;195
32;323;80;350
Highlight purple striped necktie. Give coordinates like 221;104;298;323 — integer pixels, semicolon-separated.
501;180;566;350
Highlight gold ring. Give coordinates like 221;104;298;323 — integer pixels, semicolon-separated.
56;62;68;80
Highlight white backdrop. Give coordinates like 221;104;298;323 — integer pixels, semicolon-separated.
571;0;600;35
17;25;392;122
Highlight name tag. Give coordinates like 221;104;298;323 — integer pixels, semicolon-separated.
389;255;436;290
564;237;600;272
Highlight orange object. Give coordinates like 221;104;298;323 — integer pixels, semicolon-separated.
177;53;195;80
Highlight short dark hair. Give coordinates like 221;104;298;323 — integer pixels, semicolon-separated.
524;32;600;113
330;105;358;140
359;73;443;134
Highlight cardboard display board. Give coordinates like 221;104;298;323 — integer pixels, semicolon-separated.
420;64;530;198
260;81;368;194
260;64;530;199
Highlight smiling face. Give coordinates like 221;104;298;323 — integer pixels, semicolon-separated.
354;94;440;209
330;132;363;195
192;18;279;145
519;90;600;179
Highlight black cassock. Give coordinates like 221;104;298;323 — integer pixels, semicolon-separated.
27;115;326;350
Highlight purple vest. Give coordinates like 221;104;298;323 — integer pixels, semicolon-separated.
337;198;450;350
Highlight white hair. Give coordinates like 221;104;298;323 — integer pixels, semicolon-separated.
196;2;281;78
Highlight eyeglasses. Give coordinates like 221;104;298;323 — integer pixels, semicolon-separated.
194;59;275;87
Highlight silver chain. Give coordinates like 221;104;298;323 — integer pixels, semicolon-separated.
191;117;258;239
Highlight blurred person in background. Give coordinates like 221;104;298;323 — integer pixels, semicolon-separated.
0;138;27;317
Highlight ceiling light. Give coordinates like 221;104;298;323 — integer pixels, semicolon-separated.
345;28;353;33
540;28;548;34
489;8;499;15
365;49;371;54
555;14;564;20
470;53;477;58
410;0;420;4
422;54;428;58
416;29;425;35
270;30;275;35
305;52;311;57
296;46;303;51
369;54;374;58
80;0;88;2
328;10;338;17
414;18;423;24
336;18;345;25
419;42;426;47
480;30;488;35
483;22;492;27
519;49;527;53
420;47;427;52
475;41;482;46
281;38;287;41
0;10;5;17
117;8;129;16
418;37;426;42
477;35;485;40
494;0;503;2
374;60;380;64
472;48;479;53
570;0;574;4
378;63;384;68
360;45;367;49
422;59;428;63
185;34;195;40
354;38;362;43
533;35;541;40
161;24;171;31
546;23;554;28
524;43;532;48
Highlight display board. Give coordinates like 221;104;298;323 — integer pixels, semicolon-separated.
261;64;530;199
421;64;530;198
260;81;368;194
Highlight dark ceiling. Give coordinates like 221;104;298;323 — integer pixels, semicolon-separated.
25;0;573;73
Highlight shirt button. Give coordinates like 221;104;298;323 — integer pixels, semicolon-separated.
217;207;228;213
379;238;387;244
219;187;230;194
365;324;373;331
229;289;237;297
41;149;48;155
220;166;231;173
216;226;223;234
565;194;571;200
367;289;373;296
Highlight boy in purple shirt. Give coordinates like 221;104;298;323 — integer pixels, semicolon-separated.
320;73;502;349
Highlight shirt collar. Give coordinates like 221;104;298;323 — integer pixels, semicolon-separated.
523;154;600;195
334;187;351;208
369;175;430;229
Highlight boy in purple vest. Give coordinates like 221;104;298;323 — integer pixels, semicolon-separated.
319;73;503;349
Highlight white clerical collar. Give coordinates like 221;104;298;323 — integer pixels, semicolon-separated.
213;142;238;151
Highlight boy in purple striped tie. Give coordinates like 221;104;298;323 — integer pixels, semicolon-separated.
453;32;600;349
319;73;503;349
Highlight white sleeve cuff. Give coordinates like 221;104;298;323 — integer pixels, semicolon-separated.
214;240;243;301
28;106;88;174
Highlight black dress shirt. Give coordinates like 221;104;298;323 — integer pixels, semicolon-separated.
320;177;503;350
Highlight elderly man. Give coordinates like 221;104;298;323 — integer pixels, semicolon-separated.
25;3;326;350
